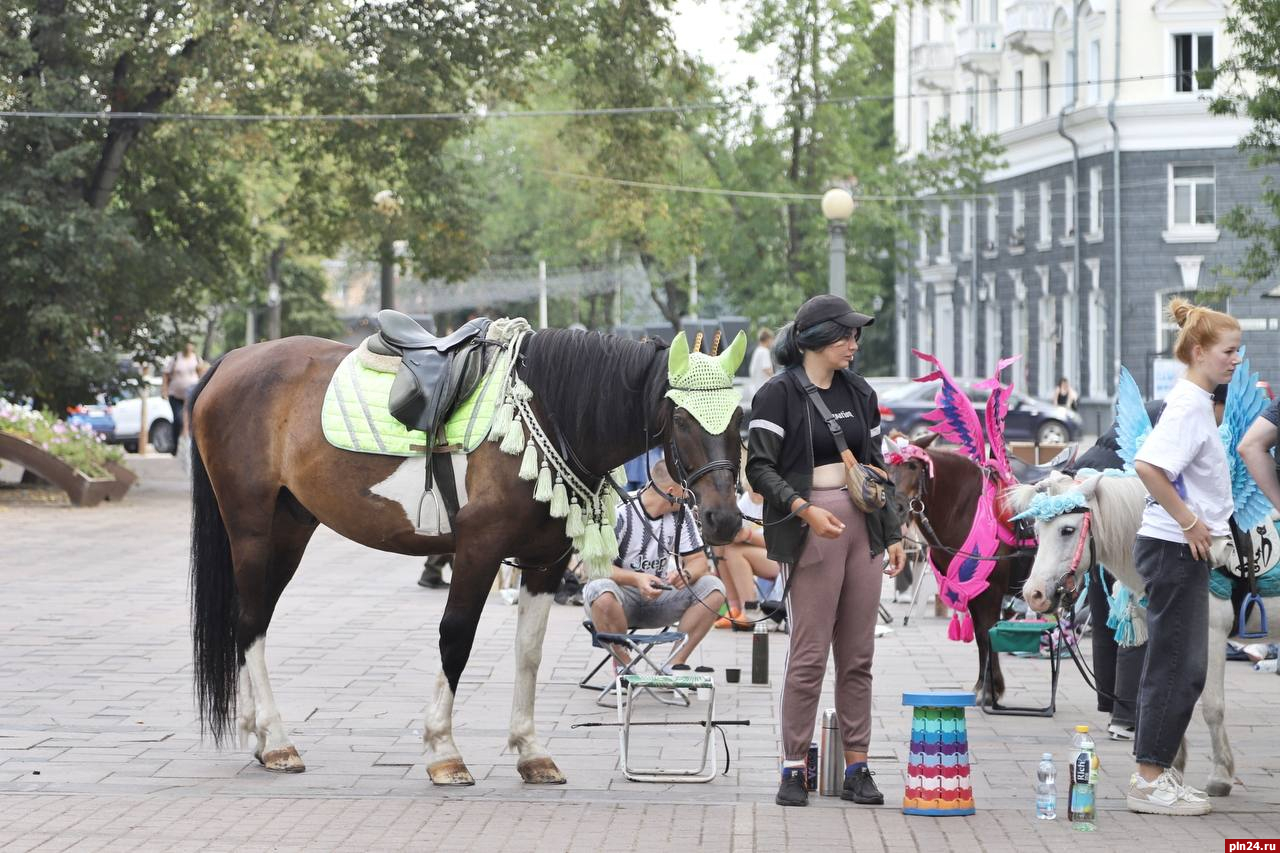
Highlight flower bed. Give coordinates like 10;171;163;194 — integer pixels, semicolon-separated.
0;399;123;479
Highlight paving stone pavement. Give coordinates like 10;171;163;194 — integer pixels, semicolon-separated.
1;455;1278;851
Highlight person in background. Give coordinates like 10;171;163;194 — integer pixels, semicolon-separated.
748;327;775;398
1053;376;1079;411
1126;298;1240;816
161;341;202;455
711;481;781;629
419;555;450;589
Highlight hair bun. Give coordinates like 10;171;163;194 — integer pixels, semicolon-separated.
1167;296;1196;328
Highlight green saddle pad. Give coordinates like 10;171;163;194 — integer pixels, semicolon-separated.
322;345;508;456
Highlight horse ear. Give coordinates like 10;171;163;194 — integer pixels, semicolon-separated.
1075;474;1102;501
717;331;748;375
912;432;938;449
668;331;690;377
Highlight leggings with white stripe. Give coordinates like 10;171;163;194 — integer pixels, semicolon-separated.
780;486;881;761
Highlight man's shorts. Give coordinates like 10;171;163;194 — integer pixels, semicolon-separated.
582;575;726;628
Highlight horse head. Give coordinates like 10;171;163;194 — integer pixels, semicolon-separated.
1005;472;1099;613
888;432;938;519
662;331;746;545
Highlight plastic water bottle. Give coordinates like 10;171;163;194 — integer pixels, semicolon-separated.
1068;725;1098;831
1035;753;1057;820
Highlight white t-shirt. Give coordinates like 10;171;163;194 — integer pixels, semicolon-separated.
737;490;764;525
1134;378;1232;542
613;493;705;579
748;345;774;397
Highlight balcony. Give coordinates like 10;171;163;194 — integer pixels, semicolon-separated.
958;23;1003;76
910;42;956;91
1004;0;1056;55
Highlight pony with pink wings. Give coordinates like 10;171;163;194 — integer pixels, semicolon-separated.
893;352;1031;642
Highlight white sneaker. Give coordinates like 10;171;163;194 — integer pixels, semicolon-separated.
1126;770;1211;815
1108;722;1135;741
1168;769;1209;802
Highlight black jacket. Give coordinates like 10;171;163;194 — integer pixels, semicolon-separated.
746;367;902;564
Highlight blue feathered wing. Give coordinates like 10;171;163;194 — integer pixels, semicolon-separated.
1115;367;1152;470
1220;347;1274;529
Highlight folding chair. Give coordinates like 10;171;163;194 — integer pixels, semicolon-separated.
579;621;690;707
616;673;716;783
979;619;1061;717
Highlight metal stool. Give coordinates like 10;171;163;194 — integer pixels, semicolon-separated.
903;691;976;816
616;673;716;782
980;620;1060;717
579;621;690;707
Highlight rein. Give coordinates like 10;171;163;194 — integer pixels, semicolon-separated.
904;466;1035;563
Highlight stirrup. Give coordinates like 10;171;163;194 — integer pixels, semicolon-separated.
1238;592;1268;639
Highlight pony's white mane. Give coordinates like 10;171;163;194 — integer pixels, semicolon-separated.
1006;472;1146;569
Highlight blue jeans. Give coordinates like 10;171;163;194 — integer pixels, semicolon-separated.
1132;535;1209;768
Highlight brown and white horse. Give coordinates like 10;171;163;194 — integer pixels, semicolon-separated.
188;328;742;785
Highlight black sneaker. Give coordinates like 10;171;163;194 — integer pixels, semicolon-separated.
841;765;884;805
775;768;808;807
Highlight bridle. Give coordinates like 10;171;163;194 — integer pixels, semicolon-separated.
1051;508;1097;609
900;458;1032;563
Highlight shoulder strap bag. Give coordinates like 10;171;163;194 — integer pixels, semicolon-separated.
794;372;889;514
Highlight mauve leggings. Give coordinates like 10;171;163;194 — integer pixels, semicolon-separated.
780;486;881;761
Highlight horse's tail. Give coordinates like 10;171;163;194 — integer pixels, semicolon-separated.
188;357;238;745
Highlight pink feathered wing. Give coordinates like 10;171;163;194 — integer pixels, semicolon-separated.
911;349;986;465
975;355;1022;485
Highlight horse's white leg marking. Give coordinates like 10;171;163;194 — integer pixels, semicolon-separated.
243;637;304;772
509;587;564;782
423;670;473;784
236;663;256;750
1202;595;1237;796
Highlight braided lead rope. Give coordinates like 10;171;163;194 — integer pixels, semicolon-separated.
511;392;609;514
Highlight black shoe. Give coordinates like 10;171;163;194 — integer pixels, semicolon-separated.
775;769;809;807
841;766;884;804
418;566;450;589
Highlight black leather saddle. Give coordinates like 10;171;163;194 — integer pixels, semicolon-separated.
374;310;493;443
1008;443;1078;485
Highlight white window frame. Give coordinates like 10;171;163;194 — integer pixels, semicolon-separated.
1062;175;1075;240
1085;259;1106;398
1164;163;1219;242
982;274;1000;374
934;281;955;368
1171;31;1214;95
1012;189;1026;249
985;194;998;253
1009;271;1028;389
915;282;931;353
987;77;999;133
958;280;974;377
966;84;977;127
920;99;931;144
1059;263;1078;393
1036;268;1054;397
1014;70;1024;126
918;226;929;264
1037;181;1052;248
1041;60;1051;117
1087;166;1103;239
938;203;951;263
962;200;974;257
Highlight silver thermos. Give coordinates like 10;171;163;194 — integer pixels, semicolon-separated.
818;708;844;796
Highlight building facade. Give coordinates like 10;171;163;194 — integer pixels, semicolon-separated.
893;0;1279;432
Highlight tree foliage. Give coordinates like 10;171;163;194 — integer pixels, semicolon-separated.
1210;0;1280;286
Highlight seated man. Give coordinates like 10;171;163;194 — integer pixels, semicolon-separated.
582;459;726;671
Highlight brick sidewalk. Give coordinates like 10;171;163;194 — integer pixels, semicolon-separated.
2;462;1278;851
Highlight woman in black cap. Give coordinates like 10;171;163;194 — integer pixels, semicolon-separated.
746;294;907;807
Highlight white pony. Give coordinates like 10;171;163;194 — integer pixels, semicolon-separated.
1008;470;1278;797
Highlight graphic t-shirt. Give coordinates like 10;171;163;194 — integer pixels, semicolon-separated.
613;492;705;579
1134;378;1232;542
809;379;866;466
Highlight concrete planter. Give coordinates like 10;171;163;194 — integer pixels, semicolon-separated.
0;431;136;506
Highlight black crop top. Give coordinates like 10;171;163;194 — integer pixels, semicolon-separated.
809;379;866;466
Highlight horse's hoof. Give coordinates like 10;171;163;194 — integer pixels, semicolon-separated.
517;756;567;784
1205;779;1233;797
257;746;306;773
427;757;475;786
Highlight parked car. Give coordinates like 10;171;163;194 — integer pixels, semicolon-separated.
72;377;175;454
877;378;1082;445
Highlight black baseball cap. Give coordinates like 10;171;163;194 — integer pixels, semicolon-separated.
794;294;875;333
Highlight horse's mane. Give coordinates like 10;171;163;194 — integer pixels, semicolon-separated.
518;328;669;455
1005;472;1146;565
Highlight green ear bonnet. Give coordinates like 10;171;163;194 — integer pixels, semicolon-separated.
664;330;748;434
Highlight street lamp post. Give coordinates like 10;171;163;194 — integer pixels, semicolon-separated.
821;187;857;299
373;190;402;311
